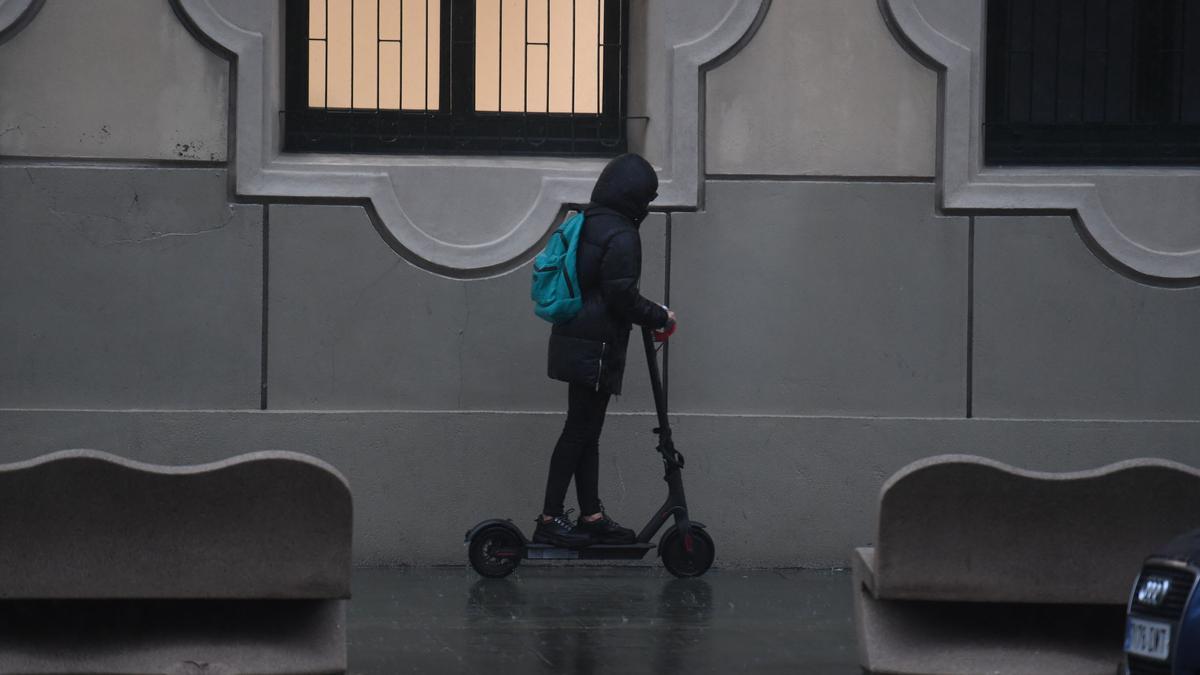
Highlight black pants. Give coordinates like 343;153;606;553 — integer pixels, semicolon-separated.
542;383;612;516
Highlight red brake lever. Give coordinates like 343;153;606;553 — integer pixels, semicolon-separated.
653;320;677;342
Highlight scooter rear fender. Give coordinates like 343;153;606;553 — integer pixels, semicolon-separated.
464;518;529;545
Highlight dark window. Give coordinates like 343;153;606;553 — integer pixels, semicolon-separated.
283;0;628;156
985;0;1200;165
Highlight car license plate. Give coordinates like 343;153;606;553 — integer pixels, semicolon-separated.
1126;617;1171;661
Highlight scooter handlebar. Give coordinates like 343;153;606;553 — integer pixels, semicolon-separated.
652;318;677;342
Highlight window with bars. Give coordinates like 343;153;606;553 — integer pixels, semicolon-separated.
985;0;1200;165
283;0;628;155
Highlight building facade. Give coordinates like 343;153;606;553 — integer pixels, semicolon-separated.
2;0;1198;567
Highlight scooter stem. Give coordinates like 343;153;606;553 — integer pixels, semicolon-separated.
635;327;692;546
642;327;670;435
642;328;684;468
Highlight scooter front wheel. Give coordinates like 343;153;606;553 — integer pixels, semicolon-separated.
468;525;524;578
660;525;715;577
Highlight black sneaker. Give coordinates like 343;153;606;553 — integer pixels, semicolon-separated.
575;503;636;545
533;509;593;548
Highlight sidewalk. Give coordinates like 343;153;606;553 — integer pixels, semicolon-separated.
348;566;856;674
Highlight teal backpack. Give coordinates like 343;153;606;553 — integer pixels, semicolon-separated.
531;212;584;323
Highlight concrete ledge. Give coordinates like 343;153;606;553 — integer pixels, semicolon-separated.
871;454;1200;604
853;573;1123;675
854;547;878;594
852;455;1200;673
0;449;352;599
0;449;351;674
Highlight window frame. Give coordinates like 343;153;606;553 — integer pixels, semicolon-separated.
282;0;629;156
984;0;1200;166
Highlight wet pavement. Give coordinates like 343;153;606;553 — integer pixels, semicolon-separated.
348;566;857;674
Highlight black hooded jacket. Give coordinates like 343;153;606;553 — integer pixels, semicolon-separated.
547;154;670;395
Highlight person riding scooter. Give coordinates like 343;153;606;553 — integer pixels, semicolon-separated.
536;153;677;548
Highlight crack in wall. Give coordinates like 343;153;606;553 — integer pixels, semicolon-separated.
50;208;237;247
20;168;239;246
91;218;235;245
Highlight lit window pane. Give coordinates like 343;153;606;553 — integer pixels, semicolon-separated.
326;0;352;107
310;0;327;38
308;40;327;107
379;0;401;40
352;0;379;109
475;0;605;114
401;0;440;110
475;0;501;111
379;41;402;109
308;0;440;111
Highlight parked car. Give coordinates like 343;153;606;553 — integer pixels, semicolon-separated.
1126;529;1200;675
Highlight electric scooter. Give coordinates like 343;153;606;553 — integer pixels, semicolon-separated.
465;326;714;578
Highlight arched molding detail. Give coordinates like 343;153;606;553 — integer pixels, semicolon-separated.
173;0;768;276
0;0;44;44
880;0;1200;281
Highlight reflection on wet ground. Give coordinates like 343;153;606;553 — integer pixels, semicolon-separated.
349;567;856;674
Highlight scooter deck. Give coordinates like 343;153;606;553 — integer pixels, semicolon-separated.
525;542;656;560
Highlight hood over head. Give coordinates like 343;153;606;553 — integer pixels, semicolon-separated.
589;153;658;226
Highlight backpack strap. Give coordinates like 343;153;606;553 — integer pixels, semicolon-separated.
583;206;638;247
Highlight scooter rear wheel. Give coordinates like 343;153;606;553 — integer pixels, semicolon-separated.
660;526;715;577
468;525;524;578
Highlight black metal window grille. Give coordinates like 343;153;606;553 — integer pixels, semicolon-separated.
985;0;1200;165
283;0;628;156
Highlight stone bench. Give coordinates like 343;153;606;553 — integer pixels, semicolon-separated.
0;449;353;675
854;454;1200;675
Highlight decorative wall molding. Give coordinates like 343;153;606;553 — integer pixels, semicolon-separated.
173;0;768;276
880;0;1200;281
0;0;43;44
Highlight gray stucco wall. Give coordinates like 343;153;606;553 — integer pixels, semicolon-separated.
973;215;1200;420
0;166;261;409
671;180;966;416
705;0;937;177
1;0;1197;569
266;204;664;413
0;0;228;161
